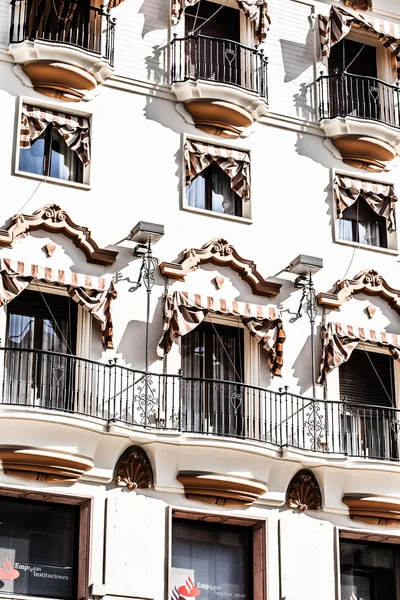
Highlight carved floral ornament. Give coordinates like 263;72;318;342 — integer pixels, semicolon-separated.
0;204;118;265
115;446;154;490
286;469;322;512
159;238;281;297
317;269;400;314
343;0;372;10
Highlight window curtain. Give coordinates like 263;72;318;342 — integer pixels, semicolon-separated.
20;105;91;165
0;258;116;349
184;140;251;201
171;0;270;42
319;6;400;78
318;321;400;384
333;175;397;232
157;290;286;376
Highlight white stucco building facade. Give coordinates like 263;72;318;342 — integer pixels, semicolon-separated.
1;0;400;599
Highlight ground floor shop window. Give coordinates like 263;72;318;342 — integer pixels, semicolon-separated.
171;519;252;600
340;537;400;600
0;497;81;600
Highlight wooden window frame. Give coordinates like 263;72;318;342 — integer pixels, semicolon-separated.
171;509;267;600
0;487;91;600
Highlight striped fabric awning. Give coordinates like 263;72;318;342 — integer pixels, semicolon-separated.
0;258;117;349
334;175;397;232
171;0;270;42
185;140;251;201
318;321;400;384
319;6;400;77
157;290;285;376
20;105;90;166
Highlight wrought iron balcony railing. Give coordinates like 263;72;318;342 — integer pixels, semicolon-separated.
171;33;268;99
9;0;115;66
317;71;400;129
2;347;400;461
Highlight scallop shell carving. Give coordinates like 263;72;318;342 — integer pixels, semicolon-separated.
343;0;372;10
286;469;322;512
115;446;154;490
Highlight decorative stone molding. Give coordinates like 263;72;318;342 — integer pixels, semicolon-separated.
160;238;281;296
0;204;118;265
115;446;154;490
176;471;268;506
0;446;94;483
286;469;322;512
343;0;372;10
343;494;400;526
317;269;400;313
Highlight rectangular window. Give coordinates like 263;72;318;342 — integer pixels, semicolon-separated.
340;537;400;600
0;497;81;600
337;198;388;248
187;163;243;217
18;104;90;185
171;519;252;600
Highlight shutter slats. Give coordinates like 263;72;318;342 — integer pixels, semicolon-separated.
339;349;394;407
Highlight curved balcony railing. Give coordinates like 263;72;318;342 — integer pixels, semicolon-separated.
1;347;400;461
317;71;400;129
9;0;115;66
171;33;268;99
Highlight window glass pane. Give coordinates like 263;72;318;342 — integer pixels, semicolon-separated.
49;130;79;182
338;199;387;248
187;174;206;209
172;521;250;600
210;164;241;216
340;539;397;600
19;135;45;176
0;498;77;600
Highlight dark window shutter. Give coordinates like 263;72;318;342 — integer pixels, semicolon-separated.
339;349;394;407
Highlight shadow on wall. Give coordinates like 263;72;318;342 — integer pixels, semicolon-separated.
293;82;316;121
291;328;322;396
279;26;315;83
139;0;170;39
145;44;169;86
116;294;165;370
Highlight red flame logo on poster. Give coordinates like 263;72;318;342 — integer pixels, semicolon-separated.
0;559;20;581
178;577;200;597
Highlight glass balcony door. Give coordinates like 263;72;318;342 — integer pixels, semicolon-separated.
5;290;77;410
181;322;244;436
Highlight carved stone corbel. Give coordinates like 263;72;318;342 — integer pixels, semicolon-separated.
286;469;322;512
115;446;154;490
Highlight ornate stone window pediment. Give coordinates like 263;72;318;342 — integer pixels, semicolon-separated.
159;238;281;297
0;204;118;265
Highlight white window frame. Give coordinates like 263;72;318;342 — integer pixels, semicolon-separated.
331;168;399;255
181;133;252;223
14;96;92;190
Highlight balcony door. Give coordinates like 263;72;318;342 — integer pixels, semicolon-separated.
185;2;241;85
181;322;244;436
329;39;380;120
5;290;77;410
339;349;397;459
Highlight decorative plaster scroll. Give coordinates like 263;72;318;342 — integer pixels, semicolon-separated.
317;269;400;313
159;238;281;297
344;0;372;10
286;469;322;512
176;471;268;507
0;204;118;265
115;446;154;490
343;494;400;526
0;446;94;483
